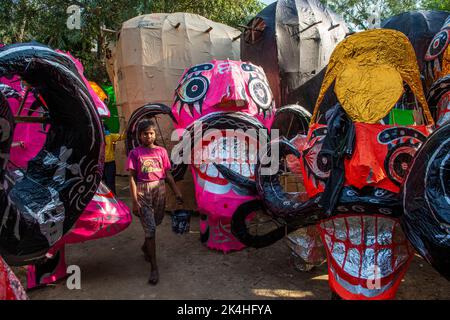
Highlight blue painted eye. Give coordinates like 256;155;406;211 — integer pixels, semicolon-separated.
177;75;208;104
248;78;272;110
426;29;450;61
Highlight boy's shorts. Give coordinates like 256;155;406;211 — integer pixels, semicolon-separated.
137;180;166;238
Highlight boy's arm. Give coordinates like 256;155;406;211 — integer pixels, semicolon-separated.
165;171;183;204
129;169;140;216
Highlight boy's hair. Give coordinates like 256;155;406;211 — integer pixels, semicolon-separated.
137;119;157;136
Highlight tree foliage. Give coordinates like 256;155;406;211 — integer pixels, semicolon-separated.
320;0;418;31
421;0;450;12
0;0;264;82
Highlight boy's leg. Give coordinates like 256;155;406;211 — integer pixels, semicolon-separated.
139;206;159;285
145;236;159;285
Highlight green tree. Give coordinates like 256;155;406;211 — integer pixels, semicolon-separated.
421;0;450;11
0;0;264;82
320;0;418;31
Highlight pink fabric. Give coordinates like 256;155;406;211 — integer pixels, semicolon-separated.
26;247;67;290
58;183;131;244
126;146;171;182
0;256;27;300
0;76;47;169
26;183;132;288
56;50;110;118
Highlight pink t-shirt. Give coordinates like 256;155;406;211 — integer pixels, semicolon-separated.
126;146;171;182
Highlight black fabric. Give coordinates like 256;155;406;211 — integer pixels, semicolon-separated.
102;161;117;194
382;10;450;72
241;0;344;111
0;43;103;265
318;104;355;216
401;122;450;281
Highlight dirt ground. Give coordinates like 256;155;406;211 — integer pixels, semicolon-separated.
23;177;450;300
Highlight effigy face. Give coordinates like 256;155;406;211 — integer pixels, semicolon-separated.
300;29;434;299
172;60;275;252
172;60;274;129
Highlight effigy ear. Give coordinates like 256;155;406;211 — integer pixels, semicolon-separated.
0;42;103;265
401;122;450;281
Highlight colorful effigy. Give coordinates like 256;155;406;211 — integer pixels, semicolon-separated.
218;29;443;300
171;60;276;252
0;43;130;276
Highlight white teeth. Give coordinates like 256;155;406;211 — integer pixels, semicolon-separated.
332;242;346;268
346;216;362;245
206;164;218;178
363;216;376;247
344;248;361;278
208;142;217;159
241;163;251;177
377;218;394;245
249;164;255;176
322;220;334;236
361;248;376;279
230;162;240;174
377;248;393;277
333;218;347;241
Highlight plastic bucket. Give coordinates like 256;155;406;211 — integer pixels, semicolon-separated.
171;209;192;234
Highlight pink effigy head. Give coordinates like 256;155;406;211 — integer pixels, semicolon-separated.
172;60;275;130
171;60;276;252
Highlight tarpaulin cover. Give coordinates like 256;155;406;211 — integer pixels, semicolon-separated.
0;256;27;300
241;0;348;110
401;122;450;281
312;29;434;125
382;10;450;74
0;43;104;265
